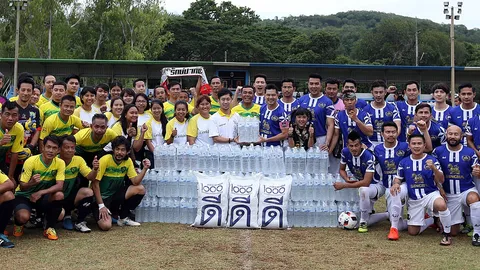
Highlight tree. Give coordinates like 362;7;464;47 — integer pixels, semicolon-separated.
182;0;259;26
287;31;340;63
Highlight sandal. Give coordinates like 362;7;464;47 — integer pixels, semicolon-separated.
440;234;452;246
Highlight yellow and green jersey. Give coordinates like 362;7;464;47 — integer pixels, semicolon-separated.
40;113;84;139
163;101;194;121
63;156;91;197
0;123;24;162
0;171;9;185
36;94;51;107
96;154;137;199
231;103;261;118
74;128;118;154
39;101;60;124
15;154;65;198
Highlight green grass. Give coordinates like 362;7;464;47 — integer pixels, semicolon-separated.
1;220;478;270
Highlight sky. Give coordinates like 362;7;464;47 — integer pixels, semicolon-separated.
163;0;480;29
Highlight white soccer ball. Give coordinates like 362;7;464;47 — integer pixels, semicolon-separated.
338;211;358;230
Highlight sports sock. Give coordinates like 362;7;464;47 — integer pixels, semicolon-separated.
45;200;63;229
438;209;452;234
76;196;93;222
120;194;144;219
420;217;434;234
0;200;14;232
359;187;370;223
398;217;408;231
469;201;480;236
464;205;472;226
368;212;389;225
389;194;402;229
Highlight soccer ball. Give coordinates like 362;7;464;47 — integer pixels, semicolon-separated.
338;211;358;230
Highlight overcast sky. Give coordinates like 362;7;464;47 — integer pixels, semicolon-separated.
163;0;479;29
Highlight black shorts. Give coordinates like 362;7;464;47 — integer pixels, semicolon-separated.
14;194;50;213
91;186;127;222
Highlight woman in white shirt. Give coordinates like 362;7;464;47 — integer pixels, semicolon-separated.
187;95;217;145
165;101;189;145
145;100;168;151
134;93;152;126
105;97;124;128
74;86;99;124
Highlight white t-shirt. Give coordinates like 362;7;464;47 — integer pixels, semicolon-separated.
145;118;165;149
211;110;240;143
74;106;100;124
166;118;188;145
187;114;218;146
138;111;152;126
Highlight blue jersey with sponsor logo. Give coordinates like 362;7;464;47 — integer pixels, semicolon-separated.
397;154;442;200
411;121;446;149
363;103;400;143
340;148;377;182
374;141;410;188
278;99;300;118
335;109;373;148
432;145;477;195
432;105;452;129
449;104;480;132
298;94;334;137
466;115;480;151
259;104;287;147
396;100;420;142
254;95;265;106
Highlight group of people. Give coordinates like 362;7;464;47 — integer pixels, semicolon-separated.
0;70;479;249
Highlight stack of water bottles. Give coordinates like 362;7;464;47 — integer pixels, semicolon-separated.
136;170;198;224
237;116;260;143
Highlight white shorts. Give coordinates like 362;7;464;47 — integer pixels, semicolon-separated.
407;191;444;226
446;188;479;225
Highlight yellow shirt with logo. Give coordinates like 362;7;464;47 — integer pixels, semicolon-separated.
231;103;261;118
74;128;118;154
40;113;84;139
187;114;217;145
63;156;91;197
190;96;220;115
39;101;60;124
15;154;65;198
145;118;164;148
0;123;25;161
165;118;188;145
96;154;137;199
37;94;51;107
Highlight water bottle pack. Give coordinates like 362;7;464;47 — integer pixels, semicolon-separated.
238;116;260;143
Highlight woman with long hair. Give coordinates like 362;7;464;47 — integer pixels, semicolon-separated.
165;101;190;145
104;104;141;153
105;97;124;128
187;95;216;145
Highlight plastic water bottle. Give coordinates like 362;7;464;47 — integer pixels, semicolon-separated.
297;174;305;201
135;200;145;222
158;198;166;223
312;173;320;201
150;197;158;222
329;201;337;227
284;148;293;174
305;174;313;201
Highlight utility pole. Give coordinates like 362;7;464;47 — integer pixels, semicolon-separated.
9;0;30;90
415;17;419;66
444;1;462;106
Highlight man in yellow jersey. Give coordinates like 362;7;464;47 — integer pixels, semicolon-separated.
65;74;82;108
37;74;56;107
13;135;65;240
60;135;98;233
0;171;15;248
92;136;149;231
39;81;66;124
211;89;240;144
40;95;89;152
74;114;117;175
0;101;25;183
164;81;194;120
231;85;261;117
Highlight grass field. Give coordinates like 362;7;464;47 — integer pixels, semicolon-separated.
1;196;479;270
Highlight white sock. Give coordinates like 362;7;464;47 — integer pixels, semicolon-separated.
369;212;389;225
359;187;370;223
420;217;434;234
439;209;452;234
469;201;480;236
389;194;402;229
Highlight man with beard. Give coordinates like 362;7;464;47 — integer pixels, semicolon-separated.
396;81;421;142
373;122;411;240
432;125;480;246
363;80;401;148
231;86;261;118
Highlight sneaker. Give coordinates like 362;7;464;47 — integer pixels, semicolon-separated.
440;233;452;246
473;233;480;247
13;225;24;237
358;222;368;233
117;217;141;227
63;216;73;230
74;221;92;233
43;228;58;240
461;224;473;234
0;234;14;248
388;227;399;241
